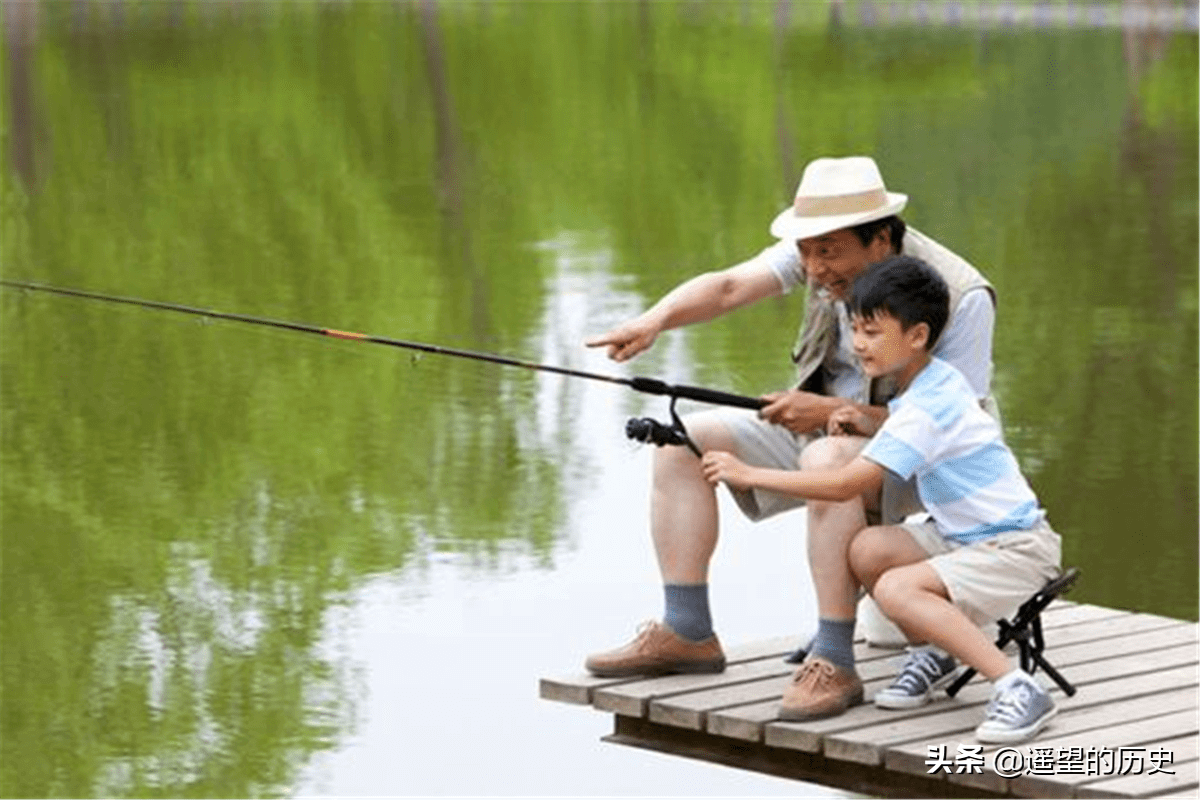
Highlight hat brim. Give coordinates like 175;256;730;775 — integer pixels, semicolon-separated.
769;193;908;241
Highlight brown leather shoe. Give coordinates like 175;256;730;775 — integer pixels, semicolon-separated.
778;656;864;721
585;621;726;677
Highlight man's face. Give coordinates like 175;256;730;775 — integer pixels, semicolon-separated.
796;227;892;301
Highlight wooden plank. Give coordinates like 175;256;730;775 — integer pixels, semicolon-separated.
1074;742;1198;798
767;635;1197;759
539;673;647;706
593;660;780;718
954;703;1199;796
539;605;1198;799
884;662;1200;780
696;603;1104;742
1005;709;1199;798
647;643;903;730
695;614;1190;746
1038;602;1131;626
1004;612;1185;651
605;714;1008;800
705;664;988;743
537;634;797;706
893;658;1200;785
821;643;1199;768
537;601;1112;707
703;614;1179;748
706;699;781;741
1037;624;1200;669
765;677;990;754
597;637;901;719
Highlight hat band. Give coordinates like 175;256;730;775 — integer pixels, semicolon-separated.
793;187;889;218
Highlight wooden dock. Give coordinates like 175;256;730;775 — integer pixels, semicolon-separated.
540;601;1199;798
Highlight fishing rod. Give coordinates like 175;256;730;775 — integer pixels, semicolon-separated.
1;279;765;453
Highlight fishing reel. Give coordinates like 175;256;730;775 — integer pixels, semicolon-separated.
625;396;701;456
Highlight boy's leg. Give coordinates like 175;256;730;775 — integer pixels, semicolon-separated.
848;525;962;709
872;557;1058;743
872;561;1011;680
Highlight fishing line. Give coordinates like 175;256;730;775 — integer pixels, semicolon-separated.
2;279;765;450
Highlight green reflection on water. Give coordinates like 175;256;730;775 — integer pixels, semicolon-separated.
2;2;1196;796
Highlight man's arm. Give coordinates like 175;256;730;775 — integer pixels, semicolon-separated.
759;391;889;435
585;258;783;363
701;450;885;502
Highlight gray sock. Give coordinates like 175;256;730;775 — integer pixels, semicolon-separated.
808;617;857;673
663;583;713;642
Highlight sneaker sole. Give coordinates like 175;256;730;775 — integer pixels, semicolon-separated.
874;667;961;710
975;706;1058;744
873;691;933;710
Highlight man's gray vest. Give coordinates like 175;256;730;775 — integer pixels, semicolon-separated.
791;227;996;408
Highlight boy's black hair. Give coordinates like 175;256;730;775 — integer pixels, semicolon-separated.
849;255;950;349
850;215;906;254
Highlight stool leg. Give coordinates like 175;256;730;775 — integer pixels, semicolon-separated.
945;666;974;698
1028;649;1077;696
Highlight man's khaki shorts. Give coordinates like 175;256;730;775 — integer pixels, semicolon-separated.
903;517;1063;626
706;407;920;525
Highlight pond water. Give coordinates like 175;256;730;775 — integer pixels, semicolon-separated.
1;2;1196;797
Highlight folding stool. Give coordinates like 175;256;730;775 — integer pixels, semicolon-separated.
946;566;1081;697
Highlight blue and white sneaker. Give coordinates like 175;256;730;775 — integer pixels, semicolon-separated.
874;645;959;709
975;670;1057;744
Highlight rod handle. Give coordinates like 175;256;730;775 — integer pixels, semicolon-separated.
628;376;765;410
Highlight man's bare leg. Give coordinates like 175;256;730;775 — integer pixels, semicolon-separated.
798;435;875;672
583;414;738;675
648;415;738;640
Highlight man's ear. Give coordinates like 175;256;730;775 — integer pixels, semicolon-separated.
868;228;893;260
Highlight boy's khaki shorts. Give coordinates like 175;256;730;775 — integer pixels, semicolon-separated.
903;517;1063;626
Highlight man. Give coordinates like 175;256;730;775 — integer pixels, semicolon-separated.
583;156;996;719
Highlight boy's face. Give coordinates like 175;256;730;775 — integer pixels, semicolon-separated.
850;309;930;381
796;228;892;301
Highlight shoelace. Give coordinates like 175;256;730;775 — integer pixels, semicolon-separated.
891;649;948;693
792;659;837;688
632;620;660;652
985;682;1036;725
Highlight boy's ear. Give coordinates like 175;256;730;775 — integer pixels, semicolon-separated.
908;321;931;350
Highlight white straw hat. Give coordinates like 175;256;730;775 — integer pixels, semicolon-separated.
769;156;908;241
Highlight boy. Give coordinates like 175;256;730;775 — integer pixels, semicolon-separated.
700;255;1062;744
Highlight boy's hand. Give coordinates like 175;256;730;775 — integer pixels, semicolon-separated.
827;404;878;437
700;450;756;491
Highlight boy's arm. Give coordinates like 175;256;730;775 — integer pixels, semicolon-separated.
700;451;885;502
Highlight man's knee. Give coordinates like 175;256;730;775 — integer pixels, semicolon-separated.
799;434;867;471
849;527;889;589
651;413;734;480
871;567;914;615
850;525;930;589
685;413;737;453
